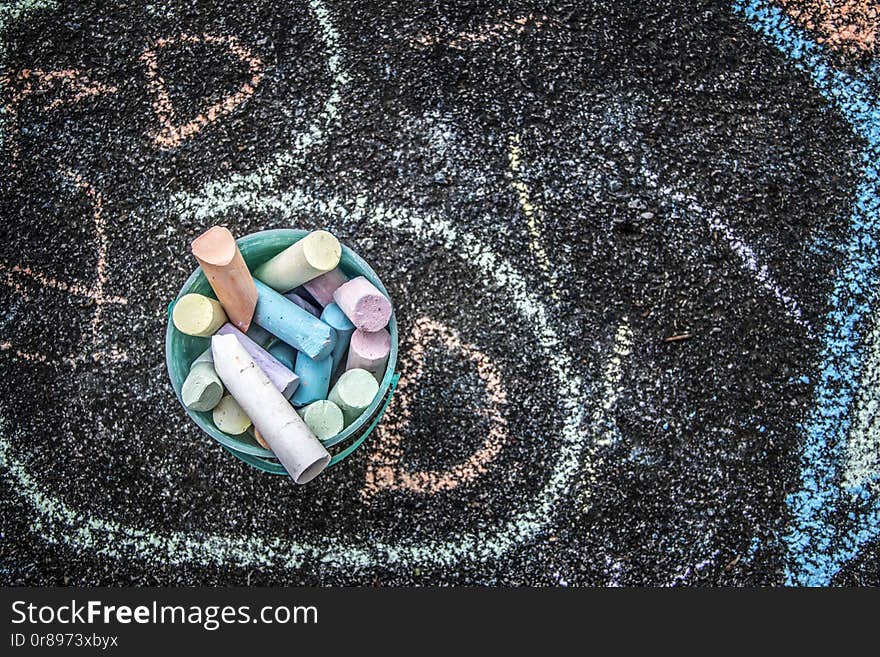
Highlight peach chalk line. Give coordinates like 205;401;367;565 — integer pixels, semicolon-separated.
507;133;559;301
3;68;118;165
363;317;509;498
0;263;127;305
0;0;60;156
0;170;129;366
8;68;118;111
140;33;265;149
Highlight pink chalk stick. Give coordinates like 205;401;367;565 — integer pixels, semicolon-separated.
303;267;348;307
283;291;321;318
346;328;391;382
215;324;299;399
333;276;392;332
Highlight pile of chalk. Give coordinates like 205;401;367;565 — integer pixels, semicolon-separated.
171;227;393;484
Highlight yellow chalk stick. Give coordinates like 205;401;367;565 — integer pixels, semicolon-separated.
172;293;228;337
212;394;252;435
253;230;341;292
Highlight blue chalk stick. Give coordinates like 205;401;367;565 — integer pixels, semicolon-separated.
267;340;297;371
321;302;355;374
291;353;333;407
253;279;337;360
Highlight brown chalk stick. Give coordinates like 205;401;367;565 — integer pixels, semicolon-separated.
192;226;258;332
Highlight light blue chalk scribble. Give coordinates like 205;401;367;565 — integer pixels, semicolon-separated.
734;0;880;585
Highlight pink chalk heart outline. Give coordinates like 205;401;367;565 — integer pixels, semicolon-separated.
363;316;509;498
140;33;266;150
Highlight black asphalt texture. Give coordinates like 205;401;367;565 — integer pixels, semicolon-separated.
1;0;878;585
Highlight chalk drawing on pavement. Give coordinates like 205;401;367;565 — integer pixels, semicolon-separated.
140;33;266;149
171;0;350;216
645;168;813;336
843;307;880;494
507;133;559;301
2;68;118;164
593;320;633;448
0;184;602;569
362;316;509;499
736;0;880;585
409;12;550;50
0;170;129;367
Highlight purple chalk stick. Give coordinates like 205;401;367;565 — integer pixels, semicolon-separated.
303;267;349;307
333;276;392;332
283;291;321;318
215;324;300;399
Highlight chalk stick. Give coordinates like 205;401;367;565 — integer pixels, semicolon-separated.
253;279;337;360
172;293;227;337
292;286;320;307
248;424;269;450
253;230;341;292
301;400;345;441
291;353;333;407
328;368;379;427
212;333;331;484
346;327;391;382
181;361;224;412
245;322;274;348
303;267;349;307
267;340;296;371
212;394;252;435
333;276;392;332
321;302;355;374
283;291;321;318
216;323;300;399
191;226;258;332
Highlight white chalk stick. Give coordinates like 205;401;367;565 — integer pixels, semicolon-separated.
212;394;252;435
172;293;228;337
211;333;331;484
346;327;391;382
253;230;341;292
328;368;379;427
216;324;300;399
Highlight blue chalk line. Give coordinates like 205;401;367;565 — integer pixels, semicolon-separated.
734;0;880;585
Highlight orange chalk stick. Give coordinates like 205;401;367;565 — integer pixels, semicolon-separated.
191;226;258;332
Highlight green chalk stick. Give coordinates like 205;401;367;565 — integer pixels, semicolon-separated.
301;400;345;441
328;368;379;427
181;361;224;412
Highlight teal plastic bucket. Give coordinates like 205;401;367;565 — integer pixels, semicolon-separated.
165;229;399;474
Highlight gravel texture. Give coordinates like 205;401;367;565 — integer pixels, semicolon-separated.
0;0;878;585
